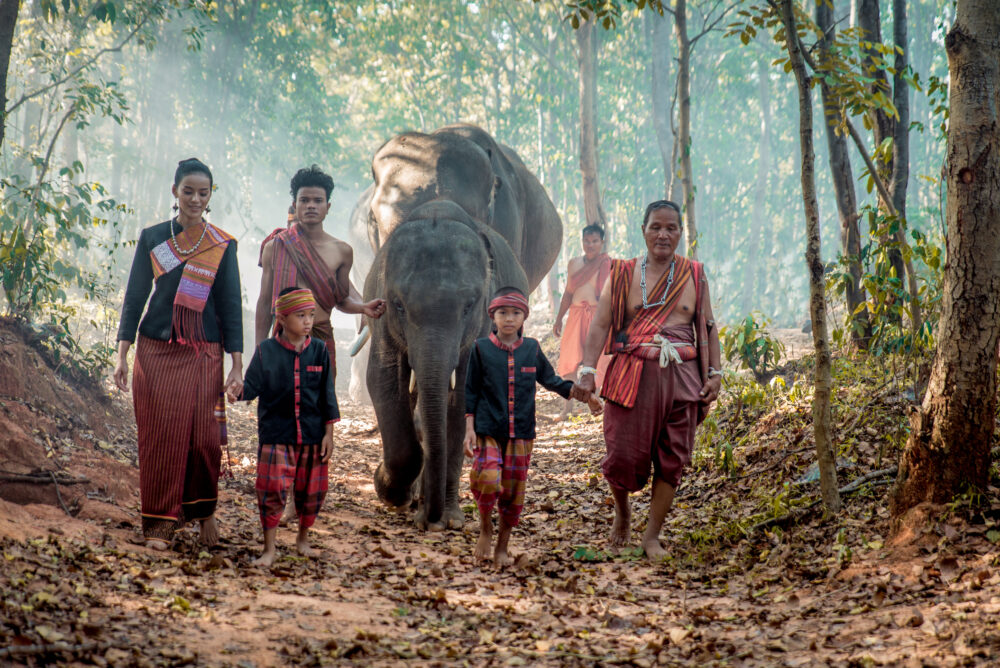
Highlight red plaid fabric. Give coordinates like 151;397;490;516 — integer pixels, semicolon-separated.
469;435;534;527
255;443;328;529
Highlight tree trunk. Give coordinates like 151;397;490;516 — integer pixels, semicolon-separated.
741;57;770;315
891;0;921;339
576;18;607;234
646;8;673;199
674;0;697;258
817;0;870;348
779;0;840;514
0;0;21;155
890;0;1000;520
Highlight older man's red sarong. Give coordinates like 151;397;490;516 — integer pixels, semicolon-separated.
133;336;225;540
602;345;702;491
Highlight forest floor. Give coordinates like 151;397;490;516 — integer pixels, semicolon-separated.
1;316;999;667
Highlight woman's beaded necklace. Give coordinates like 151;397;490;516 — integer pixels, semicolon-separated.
171;217;209;256
640;255;675;309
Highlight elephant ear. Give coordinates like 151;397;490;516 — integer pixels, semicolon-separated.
478;225;528;295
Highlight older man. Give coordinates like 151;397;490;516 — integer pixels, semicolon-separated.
572;200;721;559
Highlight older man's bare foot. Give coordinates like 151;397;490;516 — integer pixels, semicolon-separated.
199;516;219;547
144;538;169;551
252;550;277;568
609;512;631;547
642;537;668;560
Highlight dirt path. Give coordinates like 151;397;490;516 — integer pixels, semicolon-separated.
3;384;999;667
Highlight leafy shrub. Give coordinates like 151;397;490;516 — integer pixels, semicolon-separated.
720;312;785;383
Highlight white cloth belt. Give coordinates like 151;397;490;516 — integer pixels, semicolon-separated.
639;334;687;368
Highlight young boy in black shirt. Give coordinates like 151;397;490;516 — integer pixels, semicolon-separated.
464;287;601;566
230;287;338;566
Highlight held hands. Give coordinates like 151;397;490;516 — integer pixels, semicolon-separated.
586;393;604;416
570;375;596;402
363;298;387;319
224;367;243;402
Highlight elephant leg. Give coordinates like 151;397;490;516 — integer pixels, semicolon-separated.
442;379;468;530
369;355;422;510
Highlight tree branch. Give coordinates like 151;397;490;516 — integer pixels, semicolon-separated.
6;6;156;116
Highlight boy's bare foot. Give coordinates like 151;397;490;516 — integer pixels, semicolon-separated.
474;530;493;562
296;527;318;558
252;550;277;567
199;516;219;547
642;537;668;560
493;518;513;568
144;538;169;551
278;502;297;527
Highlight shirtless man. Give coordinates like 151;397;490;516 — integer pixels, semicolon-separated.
256;165;385;350
552;224;612;420
256;166;385;525
572;200;721;559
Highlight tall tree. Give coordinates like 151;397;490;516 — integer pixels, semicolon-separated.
0;0;22;154
645;8;674;200
673;0;695;257
816;0;869;347
576;17;608;231
779;0;840;513
890;0;1000;519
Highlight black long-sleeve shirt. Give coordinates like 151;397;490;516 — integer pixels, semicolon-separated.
241;336;340;445
465;334;573;441
116;220;243;353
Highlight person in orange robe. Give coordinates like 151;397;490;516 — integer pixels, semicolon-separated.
552;224;613;420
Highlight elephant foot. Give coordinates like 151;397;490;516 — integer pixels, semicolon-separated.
374;462;412;510
443;504;465;530
413;504;447;532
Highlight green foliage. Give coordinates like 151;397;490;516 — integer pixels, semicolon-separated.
828;207;942;356
720;312;785;382
0;169;124;377
540;0;665;30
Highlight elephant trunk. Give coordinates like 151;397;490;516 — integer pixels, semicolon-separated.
410;340;460;529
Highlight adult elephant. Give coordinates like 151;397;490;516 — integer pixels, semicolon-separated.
360;123;562;290
348;124;562;405
364;200;529;530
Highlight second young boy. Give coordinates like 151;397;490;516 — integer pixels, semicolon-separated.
464;287;601;567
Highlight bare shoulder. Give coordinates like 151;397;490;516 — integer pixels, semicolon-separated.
260;237;275;265
567;255;585;273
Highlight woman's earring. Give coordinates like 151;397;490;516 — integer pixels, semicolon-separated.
172;199;179;213
205;205;211;214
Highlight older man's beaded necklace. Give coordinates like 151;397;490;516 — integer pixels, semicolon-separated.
171;217;209;256
640;255;675;309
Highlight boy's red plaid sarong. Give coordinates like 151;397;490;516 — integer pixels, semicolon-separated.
133;335;225;541
256;443;328;529
469;435;533;527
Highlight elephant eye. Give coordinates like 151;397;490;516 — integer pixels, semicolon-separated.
462;301;475;316
393;299;405;314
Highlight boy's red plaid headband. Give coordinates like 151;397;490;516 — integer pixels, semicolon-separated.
275;288;316;316
488;293;529;318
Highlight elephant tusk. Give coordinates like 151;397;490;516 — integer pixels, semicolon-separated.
450;370;456;391
409;370;416;394
348;325;370;357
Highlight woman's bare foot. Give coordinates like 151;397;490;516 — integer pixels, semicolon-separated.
199;516;219;547
641;537;668;560
144;538;169;551
252;549;277;567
